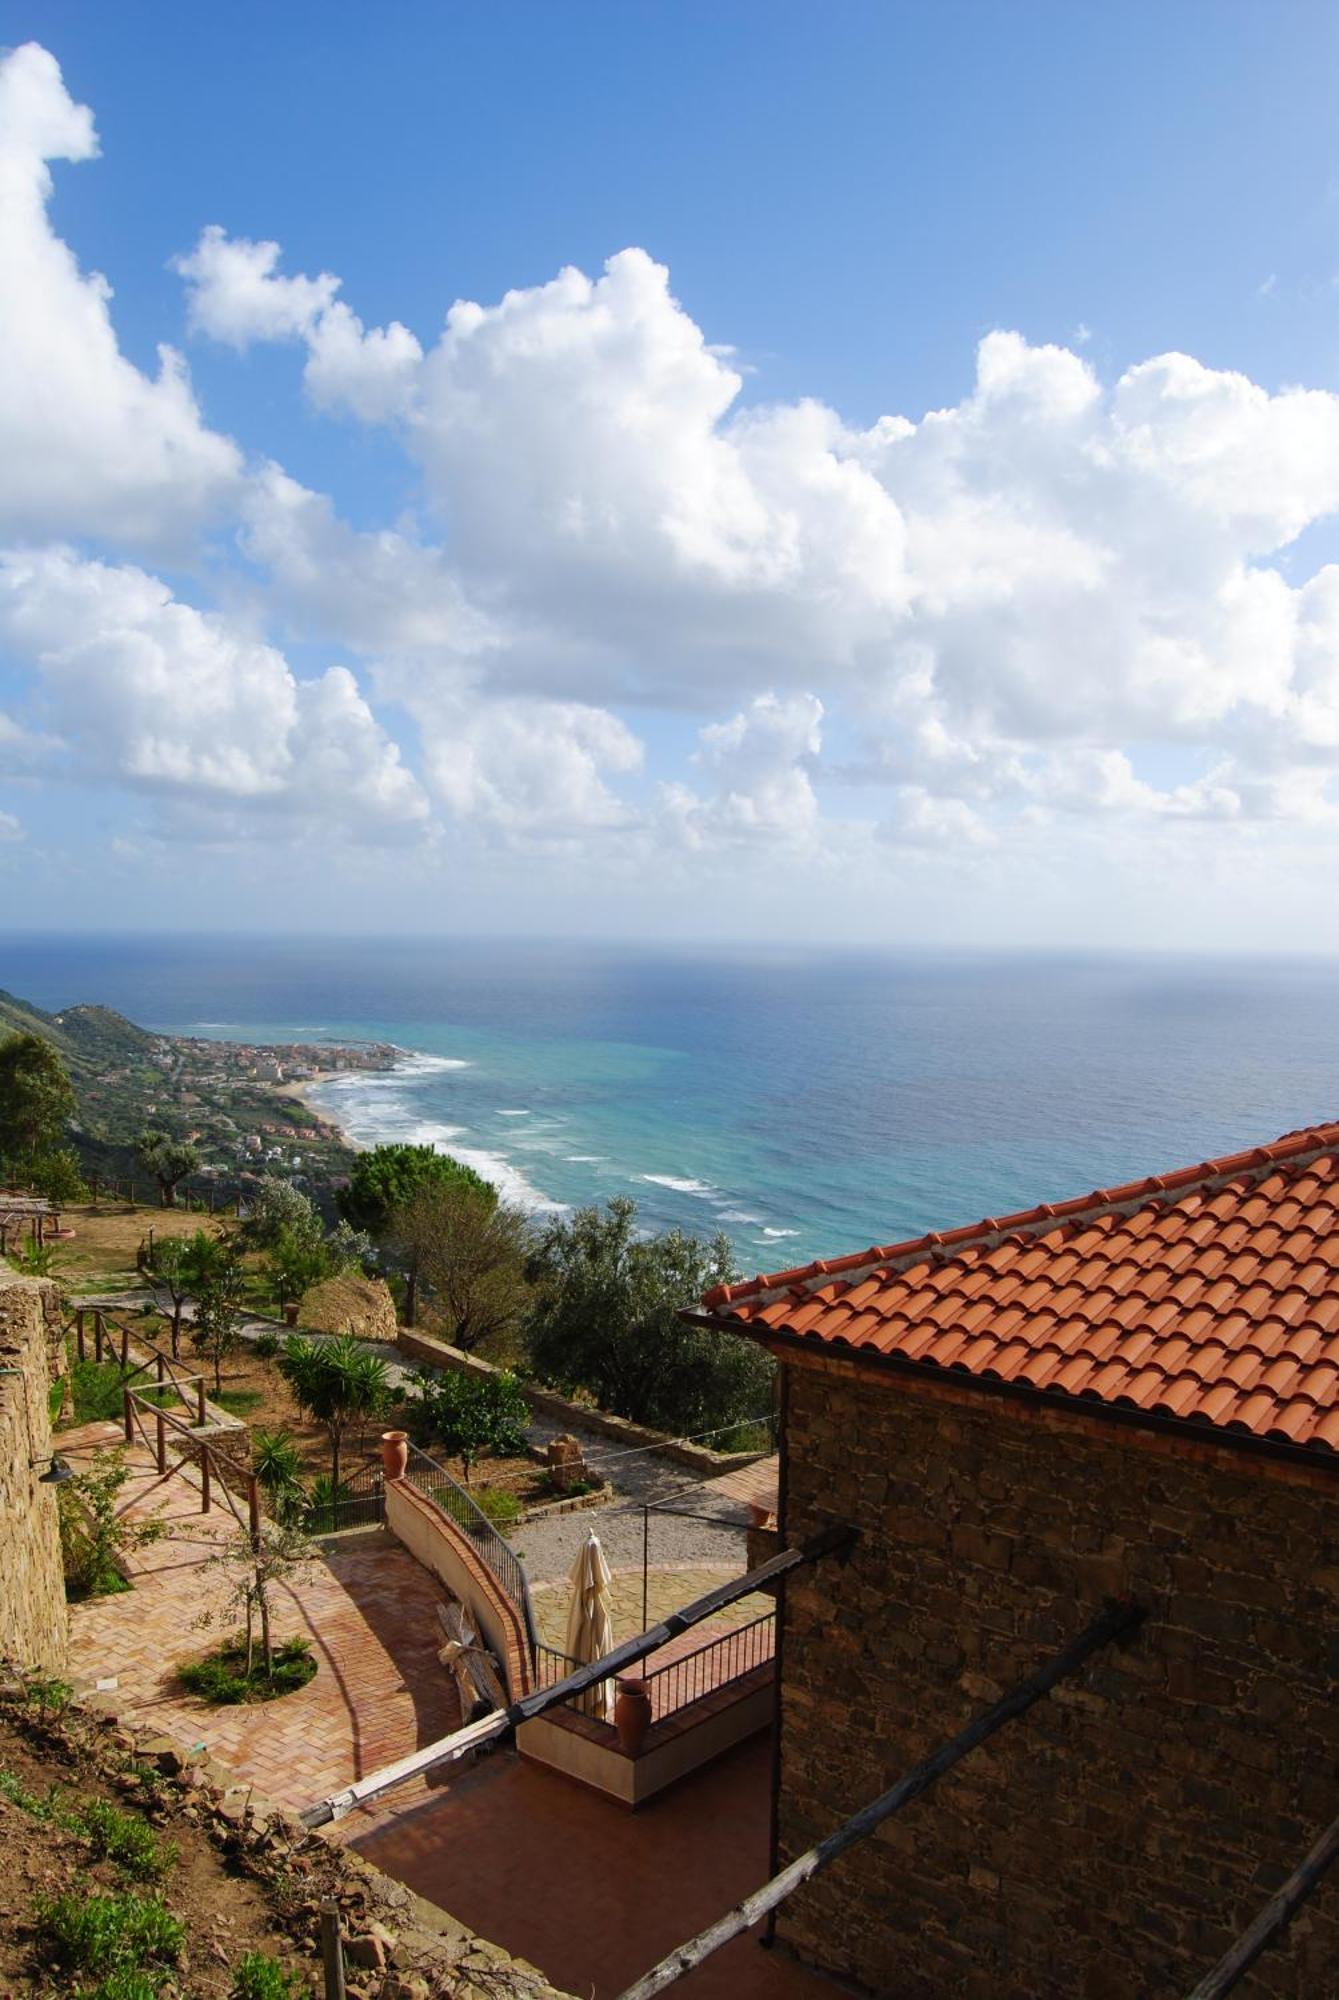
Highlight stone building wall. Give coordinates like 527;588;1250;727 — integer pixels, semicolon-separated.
0;1275;67;1672
775;1353;1339;1999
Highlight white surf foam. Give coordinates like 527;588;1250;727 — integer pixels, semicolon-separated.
760;1227;800;1239
718;1210;764;1225
444;1144;567;1214
565;1154;605;1164
641;1174;717;1197
496;1108;530;1116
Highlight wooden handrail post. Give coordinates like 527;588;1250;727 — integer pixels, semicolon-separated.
248;1475;261;1548
123;1387;134;1446
197;1378;206;1427
76;1310;85;1363
156;1407;167;1476
94;1312;103;1364
120;1325;129;1369
201;1447;211;1515
319;1900;347;2000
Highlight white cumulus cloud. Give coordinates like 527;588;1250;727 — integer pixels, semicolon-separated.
0;44;240;551
0;547;428;838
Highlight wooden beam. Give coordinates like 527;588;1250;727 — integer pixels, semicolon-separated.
299;1522;854;1827
615;1596;1145;2000
1186;1811;1339;2000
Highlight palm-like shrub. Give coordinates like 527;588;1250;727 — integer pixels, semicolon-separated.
252;1427;305;1523
278;1334;388;1491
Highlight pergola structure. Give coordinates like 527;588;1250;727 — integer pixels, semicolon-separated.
0;1191;56;1256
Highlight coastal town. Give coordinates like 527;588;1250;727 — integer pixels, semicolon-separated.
0;984;397;1198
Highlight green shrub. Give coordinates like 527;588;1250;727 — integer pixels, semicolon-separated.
79;1969;161;2000
63;1355;130;1426
475;1486;523;1525
180;1634;316;1705
253;1426;306;1523
34;1889;183;1974
0;1768;58;1817
254;1331;281;1359
73;1797;176;1881
231;1951;311;2000
58;1450;164;1600
23;1674;73;1716
409;1368;530;1478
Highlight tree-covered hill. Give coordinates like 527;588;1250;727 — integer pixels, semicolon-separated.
0;989;152;1081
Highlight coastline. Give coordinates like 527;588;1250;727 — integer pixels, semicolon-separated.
278;1069;368;1151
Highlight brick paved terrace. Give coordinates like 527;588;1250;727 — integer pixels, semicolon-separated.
62;1422;461;1832
355;1733;834;2000
60;1424;834;1998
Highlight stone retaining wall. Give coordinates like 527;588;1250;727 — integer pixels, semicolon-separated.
0;1275;67;1672
775;1352;1339;1999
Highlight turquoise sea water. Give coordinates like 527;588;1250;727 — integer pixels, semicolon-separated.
5;935;1339;1271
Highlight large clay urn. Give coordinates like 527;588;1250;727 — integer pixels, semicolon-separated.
614;1676;652;1757
381;1430;410;1481
284;1303;300;1327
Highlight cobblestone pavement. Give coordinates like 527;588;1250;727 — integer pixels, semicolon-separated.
61;1420;459;1835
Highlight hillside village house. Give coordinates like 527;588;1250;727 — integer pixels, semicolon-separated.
693;1124;1339;1999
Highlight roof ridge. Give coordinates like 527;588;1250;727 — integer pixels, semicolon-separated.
703;1120;1339;1313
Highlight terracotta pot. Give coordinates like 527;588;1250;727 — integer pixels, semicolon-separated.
614;1676;652;1757
381;1430;410;1481
284;1303;299;1327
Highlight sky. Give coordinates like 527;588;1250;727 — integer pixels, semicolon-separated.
4;1;1339;945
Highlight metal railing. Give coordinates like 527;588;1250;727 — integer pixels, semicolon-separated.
533;1638;580;1689
532;1609;775;1722
302;1458;386;1534
642;1610;775;1716
402;1442;539;1657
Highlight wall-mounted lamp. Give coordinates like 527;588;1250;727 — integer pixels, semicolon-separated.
31;1455;74;1485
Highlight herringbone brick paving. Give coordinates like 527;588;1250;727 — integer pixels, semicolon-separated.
63;1422;460;1833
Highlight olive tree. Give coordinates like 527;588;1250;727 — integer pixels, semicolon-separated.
391;1180;531;1354
136;1129;201;1208
526;1197;774;1439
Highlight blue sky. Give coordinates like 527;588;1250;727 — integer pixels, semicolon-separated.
4;3;1339;944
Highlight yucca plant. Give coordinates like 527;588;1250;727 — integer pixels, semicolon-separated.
252;1427;306;1524
278;1334;388;1493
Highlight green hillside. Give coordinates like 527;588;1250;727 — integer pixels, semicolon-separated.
0;988;151;1078
0;986;74;1056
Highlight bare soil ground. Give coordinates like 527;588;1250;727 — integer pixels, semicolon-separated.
208;1348;555;1504
50;1201;227;1292
0;1705;312;1997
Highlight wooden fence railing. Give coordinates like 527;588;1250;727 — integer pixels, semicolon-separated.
71;1306;258;1535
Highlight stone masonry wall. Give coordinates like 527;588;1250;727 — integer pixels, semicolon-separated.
0;1274;67;1672
775;1355;1339;1999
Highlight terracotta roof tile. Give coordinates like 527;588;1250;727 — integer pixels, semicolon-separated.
698;1121;1339;1456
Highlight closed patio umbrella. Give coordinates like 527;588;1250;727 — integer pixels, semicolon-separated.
564;1529;616;1720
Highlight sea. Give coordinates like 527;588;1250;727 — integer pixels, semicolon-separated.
5;934;1339;1272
